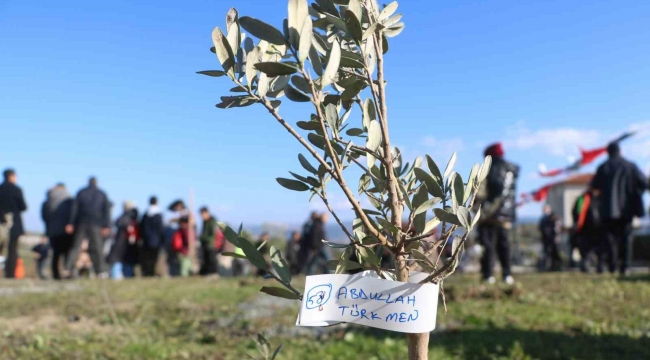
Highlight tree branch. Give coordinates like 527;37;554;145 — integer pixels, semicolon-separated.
299;68;389;247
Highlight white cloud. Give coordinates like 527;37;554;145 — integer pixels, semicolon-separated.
504;122;601;157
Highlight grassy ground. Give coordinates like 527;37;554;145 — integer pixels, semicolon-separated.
0;272;648;360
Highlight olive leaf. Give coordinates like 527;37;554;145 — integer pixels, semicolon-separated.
433;208;462;226
411;249;436;273
255;62;299;77
238;237;269;270
284;83;311;102
197;70;226;77
211;27;236;79
276;177;310;191
321;38;340;88
478;155;492;182
239;16;286;45
298;154;318;174
413;168;444;198
270;246;291;283
366;120;382;151
378;1;399;22
298;15;313;62
443;151;457;179
260;286;299;300
411;185;428;234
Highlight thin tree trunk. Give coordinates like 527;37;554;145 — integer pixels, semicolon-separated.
396;254;429;360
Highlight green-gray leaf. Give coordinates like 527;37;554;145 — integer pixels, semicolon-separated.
257;73;269;97
291;75;311;94
325;104;339;131
260;286;299;300
423;217;440;234
376;217;399;234
456;206;471;229
366;120;382;151
478;155;492;182
411;249;436;272
426;155;443;182
412;185;428;234
284;83;311;102
197;70;226;77
378;1;398;22
443;151;457;179
452;173;464;209
288;0;309;48
276;177;310;191
298;154;318;174
344;10;362;43
321;38;340;88
413;168;444;198
270;246;291;283
346;128;365;137
239;16;286;45
472;206;482;228
297;120;321;131
433;208;462;226
245;47;260;89
211;27;236;79
221;251;247;259
298;16;313;62
465;163;479;204
363;98;376;130
358;173;371;194
309;44;323;76
239;237;269;270
254;62;298;77
413;197;441;216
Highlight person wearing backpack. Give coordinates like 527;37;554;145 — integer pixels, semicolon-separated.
140;196;164;277
572;189;603;272
198;207;218;276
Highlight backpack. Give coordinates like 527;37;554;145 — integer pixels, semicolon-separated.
172;230;185;252
214;227;225;252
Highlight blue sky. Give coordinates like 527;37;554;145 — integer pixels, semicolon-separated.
2;0;650;232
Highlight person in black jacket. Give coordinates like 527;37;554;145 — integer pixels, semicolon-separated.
108;202;139;279
571;190;602;272
41;183;74;280
590;142;647;275
65;177;111;278
539;204;562;272
304;213;331;275
140;196;164;277
0;169;27;279
476;143;519;285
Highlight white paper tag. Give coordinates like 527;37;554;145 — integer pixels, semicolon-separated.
296;271;439;333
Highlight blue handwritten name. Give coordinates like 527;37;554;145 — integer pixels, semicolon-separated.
337;286;416;307
385;310;419;323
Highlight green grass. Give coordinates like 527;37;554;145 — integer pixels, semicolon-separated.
0;273;648;359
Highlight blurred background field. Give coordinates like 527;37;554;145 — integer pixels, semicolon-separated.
0;272;648;360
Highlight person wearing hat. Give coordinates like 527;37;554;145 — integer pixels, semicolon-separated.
474;142;520;285
590;142;647;276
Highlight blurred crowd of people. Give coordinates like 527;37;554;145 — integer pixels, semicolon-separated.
538;142;648;275
0;170;339;280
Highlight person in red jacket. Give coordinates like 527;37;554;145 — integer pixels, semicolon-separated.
171;216;192;277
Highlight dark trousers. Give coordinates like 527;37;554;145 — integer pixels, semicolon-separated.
66;223;105;275
51;234;73;280
199;246;217;275
5;230;21;278
36;258;47;279
140;247;160;277
479;224;512;279
602;219;632;275
542;236;562;271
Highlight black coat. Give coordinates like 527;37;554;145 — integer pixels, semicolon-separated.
591;155;647;221
0;182;27;236
140;210;165;249
108;209;139;264
69;185;111;228
41;188;73;238
484;157;520;223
